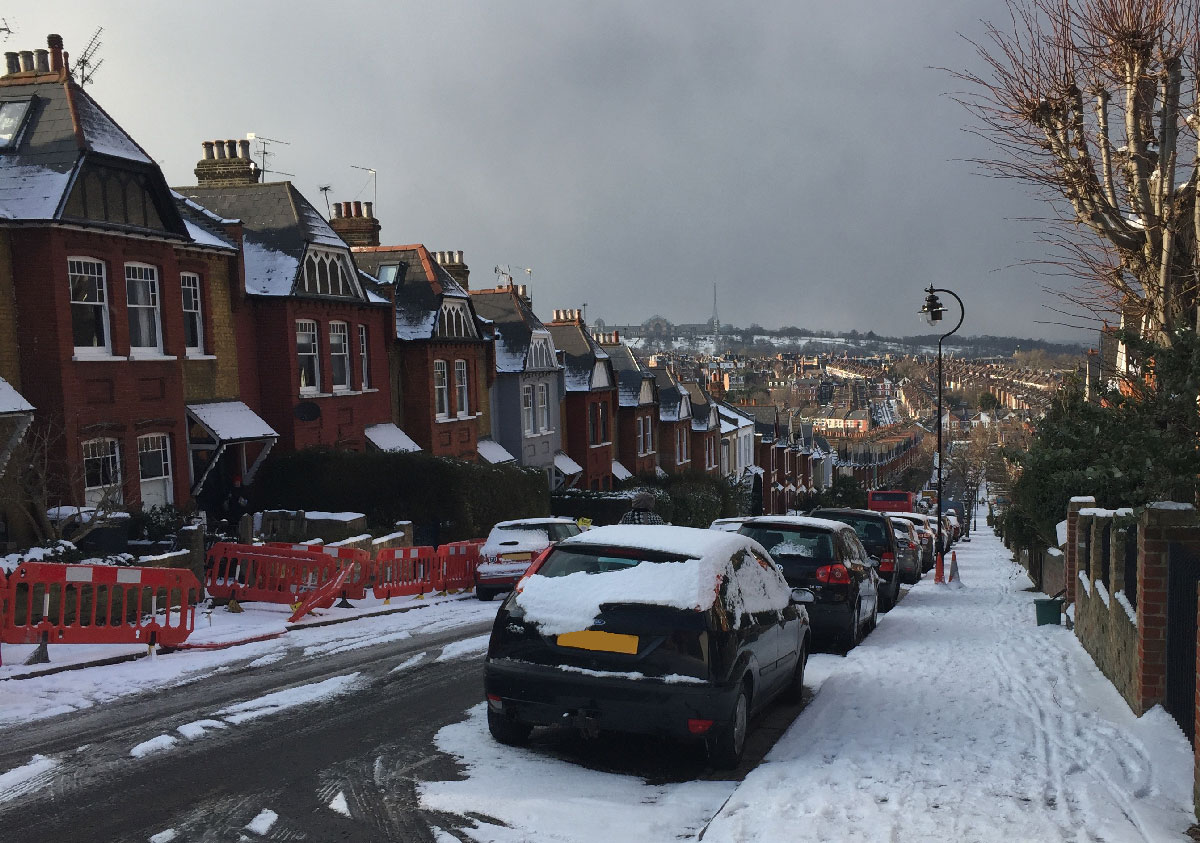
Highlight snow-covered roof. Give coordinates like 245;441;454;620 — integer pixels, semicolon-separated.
364;423;420;453
554;451;584;475
478;438;517;464
515;525;785;635
0;377;33;415
611;460;633;481
187;402;277;443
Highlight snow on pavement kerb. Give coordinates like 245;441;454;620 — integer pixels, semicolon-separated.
421;529;1196;843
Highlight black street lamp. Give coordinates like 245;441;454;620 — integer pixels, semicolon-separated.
919;284;964;582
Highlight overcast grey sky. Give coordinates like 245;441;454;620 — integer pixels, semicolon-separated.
19;1;1087;342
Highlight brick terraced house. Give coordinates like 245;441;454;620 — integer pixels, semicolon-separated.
547;309;616;490
0;36;279;520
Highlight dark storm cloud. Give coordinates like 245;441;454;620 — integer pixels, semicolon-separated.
22;1;1083;341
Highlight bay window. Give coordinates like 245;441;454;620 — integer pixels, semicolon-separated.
522;385;536;435
434;360;449;417
455;359;469;416
69;258;109;354
83;438;122;506
330;322;350;391
137;433;172;508
181;273;203;353
297;320;320;393
125;263;161;352
537;383;551;432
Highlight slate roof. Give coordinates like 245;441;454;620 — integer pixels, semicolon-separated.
174;182;353;297
354;244;480;341
650;366;686;422
681;382;715;431
547;322;611;393
0;71;186;237
470;288;555;374
603;343;654;407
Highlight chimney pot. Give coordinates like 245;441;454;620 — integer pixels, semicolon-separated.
214;141;227;160
341;201;351;218
238;138;250;160
34;49;49;73
352;201;362;218
4;53;18;76
18;51;33;72
331;203;343;219
225;140;238;159
456;250;463;263
364;201;373;219
201;141;214;160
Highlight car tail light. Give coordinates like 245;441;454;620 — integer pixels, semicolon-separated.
487;694;503;712
879;552;896;572
687;718;714;735
907;541;918;551
514;547;553;593
816;564;851;584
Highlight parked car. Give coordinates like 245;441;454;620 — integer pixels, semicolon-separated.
889;511;937;572
475;517;583;600
737;516;879;652
483;525;813;768
945;513;961;542
709;517;752;533
810;507;902;611
888;517;922;585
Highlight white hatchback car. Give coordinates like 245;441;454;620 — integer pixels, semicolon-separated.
475;517;583;600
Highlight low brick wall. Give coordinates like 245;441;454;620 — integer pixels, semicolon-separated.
1041;547;1064;596
1073;510;1139;709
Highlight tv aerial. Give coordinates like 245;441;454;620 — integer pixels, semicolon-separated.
350;164;377;208
318;184;332;216
75;27;104;87
0;19;12;43
246;133;293;179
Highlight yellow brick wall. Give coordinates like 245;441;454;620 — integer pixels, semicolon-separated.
182;252;241;402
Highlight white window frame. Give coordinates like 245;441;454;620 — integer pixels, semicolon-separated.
83;437;122;506
537;382;551;432
645;416;654;454
436;300;477;339
68;257;111;355
125;263;163;353
522;384;536;436
137;433;173;508
358;324;369;390
302;249;359;297
454;359;470;417
297;319;321;395
636;417;645;456
434;359;450;418
330;321;351;391
180;272;204;354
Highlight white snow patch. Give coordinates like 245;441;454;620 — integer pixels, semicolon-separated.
1078;569;1092;596
436;635;490;662
130;734;177;758
391;652;427;673
328;791;350;817
245;808;278;835
1147;501;1194;511
176;719;227;741
1095;579;1111;607
304;511;364;522
148;830;178;843
247;652;286;668
1116;590;1138;626
215;673;362;724
0;755;58;803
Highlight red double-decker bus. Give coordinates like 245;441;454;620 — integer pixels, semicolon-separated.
867;490;915;513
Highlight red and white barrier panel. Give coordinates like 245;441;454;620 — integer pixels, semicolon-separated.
373;546;435;599
1;562;201;648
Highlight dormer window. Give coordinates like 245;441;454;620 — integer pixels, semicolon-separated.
528;336;556;370
302;249;358;297
377;264;400;283
435;300;477;339
0;99;31;149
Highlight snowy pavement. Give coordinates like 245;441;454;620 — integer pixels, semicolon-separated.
420;529;1197;842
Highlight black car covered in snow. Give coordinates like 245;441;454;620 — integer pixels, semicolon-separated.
483;525;813;768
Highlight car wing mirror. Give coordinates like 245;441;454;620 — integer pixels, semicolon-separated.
790;587;815;604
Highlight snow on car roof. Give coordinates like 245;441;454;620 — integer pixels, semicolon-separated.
492;517;578;528
517;525;769;635
741;515;855;533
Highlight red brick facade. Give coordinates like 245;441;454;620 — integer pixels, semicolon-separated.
394;340;490;460
615;406;657;477
561;390;616;490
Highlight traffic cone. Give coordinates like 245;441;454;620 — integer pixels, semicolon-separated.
948;551;961;584
934;552;944;584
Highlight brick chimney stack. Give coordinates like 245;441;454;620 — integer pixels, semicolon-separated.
1;34;68;83
432;250;470;290
194;138;261;187
328;201;381;247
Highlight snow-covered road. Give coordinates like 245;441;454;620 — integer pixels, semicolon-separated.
422;529;1197;842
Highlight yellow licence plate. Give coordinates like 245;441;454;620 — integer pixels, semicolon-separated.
556;630;639;654
500;552;533;562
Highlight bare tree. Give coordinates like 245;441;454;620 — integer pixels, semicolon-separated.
953;0;1200;340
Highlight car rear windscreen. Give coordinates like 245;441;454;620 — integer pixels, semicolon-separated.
537;546;692;577
739;526;834;562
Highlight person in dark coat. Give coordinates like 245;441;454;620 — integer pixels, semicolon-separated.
619;490;666;525
223;475;249;526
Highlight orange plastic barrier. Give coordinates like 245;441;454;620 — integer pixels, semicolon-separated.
205;542;346;606
287;564;354;623
435;541;483;592
373;545;435;599
263;543;372;599
1;562;200;648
